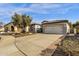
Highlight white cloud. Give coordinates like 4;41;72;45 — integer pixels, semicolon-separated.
0;3;78;17
9;3;63;15
23;3;74;14
0;3;79;24
0;3;72;17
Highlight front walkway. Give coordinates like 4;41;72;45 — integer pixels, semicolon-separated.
15;34;63;56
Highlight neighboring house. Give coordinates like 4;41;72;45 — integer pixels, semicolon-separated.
4;22;13;32
4;22;41;33
4;22;21;33
30;23;41;33
42;20;70;34
0;26;4;32
0;22;4;32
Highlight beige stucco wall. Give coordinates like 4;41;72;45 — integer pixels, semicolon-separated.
65;23;70;33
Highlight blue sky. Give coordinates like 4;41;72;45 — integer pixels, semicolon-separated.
0;3;79;24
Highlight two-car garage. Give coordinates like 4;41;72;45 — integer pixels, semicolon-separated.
42;20;70;34
44;24;64;34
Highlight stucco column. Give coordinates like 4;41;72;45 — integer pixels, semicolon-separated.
14;26;18;33
26;26;30;32
74;28;76;34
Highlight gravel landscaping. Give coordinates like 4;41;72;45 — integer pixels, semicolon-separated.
53;34;79;56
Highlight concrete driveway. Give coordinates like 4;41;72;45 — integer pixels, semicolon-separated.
16;33;63;56
0;35;24;56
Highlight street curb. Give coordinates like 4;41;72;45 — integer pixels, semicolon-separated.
14;38;27;56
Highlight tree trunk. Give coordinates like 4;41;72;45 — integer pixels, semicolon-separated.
26;26;30;32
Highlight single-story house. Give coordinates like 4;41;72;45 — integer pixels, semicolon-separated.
4;22;41;33
30;23;41;33
4;22;22;33
0;26;4;32
4;22;13;32
42;20;70;34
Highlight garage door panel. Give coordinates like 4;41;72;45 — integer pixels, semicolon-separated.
44;25;64;34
